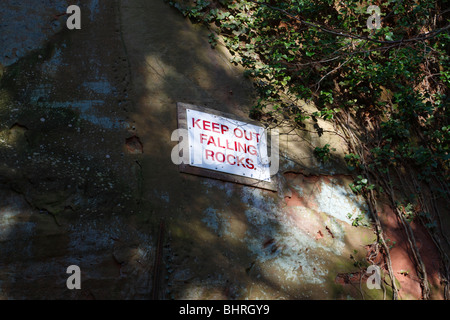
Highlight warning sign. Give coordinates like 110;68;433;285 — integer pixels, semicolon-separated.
186;108;271;182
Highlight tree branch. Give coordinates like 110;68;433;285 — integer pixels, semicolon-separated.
248;0;450;45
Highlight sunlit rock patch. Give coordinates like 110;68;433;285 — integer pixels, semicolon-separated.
197;172;373;297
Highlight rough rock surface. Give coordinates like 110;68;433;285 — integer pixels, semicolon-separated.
0;0;445;300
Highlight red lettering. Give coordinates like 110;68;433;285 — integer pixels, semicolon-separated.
203;120;211;131
227;154;236;165
212;122;220;133
226;140;234;151
234;128;243;138
237;142;247;153
216;152;225;163
256;133;261;143
244;130;253;141
200;133;208;144
246;158;255;169
236;156;246;167
207;136;216;147
205;149;214;160
217;137;226;149
248;145;257;156
221;125;229;134
192;118;202;129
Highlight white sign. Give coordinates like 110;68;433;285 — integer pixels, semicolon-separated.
187;108;271;182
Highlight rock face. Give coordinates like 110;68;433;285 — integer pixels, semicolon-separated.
0;0;70;67
0;0;445;300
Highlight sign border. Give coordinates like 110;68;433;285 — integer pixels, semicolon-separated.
176;102;278;192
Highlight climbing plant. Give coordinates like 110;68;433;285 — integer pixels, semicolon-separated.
167;0;450;299
167;0;448;180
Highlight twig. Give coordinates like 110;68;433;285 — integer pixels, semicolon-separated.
314;57;352;93
336;113;399;300
390;167;431;299
152;219;165;300
248;0;450;45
